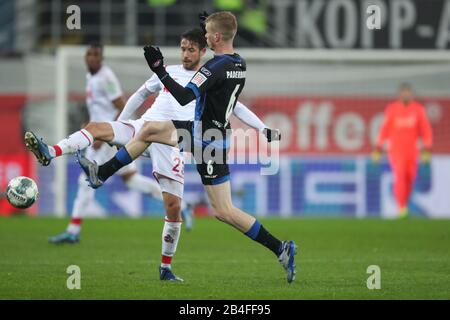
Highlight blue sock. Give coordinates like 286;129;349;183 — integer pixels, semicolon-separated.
116;147;133;165
245;220;283;256
98;147;133;181
245;220;261;240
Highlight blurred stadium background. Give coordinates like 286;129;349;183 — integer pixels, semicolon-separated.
1;0;450;219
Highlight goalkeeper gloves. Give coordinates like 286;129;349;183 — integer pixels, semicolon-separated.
263;128;281;143
143;45;165;76
199;11;209;34
371;147;382;163
421;148;431;164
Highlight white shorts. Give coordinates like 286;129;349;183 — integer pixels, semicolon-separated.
109;119;185;184
84;143;137;176
158;175;184;199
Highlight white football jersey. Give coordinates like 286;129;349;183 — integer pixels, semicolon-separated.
86;65;123;122
141;65;196;121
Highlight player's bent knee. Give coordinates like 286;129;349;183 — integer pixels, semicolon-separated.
162;193;182;221
165;200;181;220
212;202;243;226
83;122;98;136
211;205;234;222
84;122;113;141
136;122;158;142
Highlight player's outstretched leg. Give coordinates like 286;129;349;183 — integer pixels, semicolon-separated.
77;121;178;189
24;132;53;166
205;182;297;283
25;128;96;166
76;146;131;189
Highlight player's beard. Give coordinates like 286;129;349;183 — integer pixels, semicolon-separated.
183;59;200;71
87;64;101;74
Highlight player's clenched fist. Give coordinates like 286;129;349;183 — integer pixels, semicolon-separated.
143;45;165;75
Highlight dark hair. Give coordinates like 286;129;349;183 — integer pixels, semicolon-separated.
88;42;103;53
399;82;412;91
181;28;207;50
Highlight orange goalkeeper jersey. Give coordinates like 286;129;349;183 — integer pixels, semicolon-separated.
376;100;433;156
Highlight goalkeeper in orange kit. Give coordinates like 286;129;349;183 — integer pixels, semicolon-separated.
372;83;433;218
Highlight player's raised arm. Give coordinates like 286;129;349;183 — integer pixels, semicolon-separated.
117;75;162;121
233;101;281;142
143;46;196;106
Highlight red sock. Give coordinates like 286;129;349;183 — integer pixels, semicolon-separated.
53;145;62;157
71;218;82;225
161;255;172;266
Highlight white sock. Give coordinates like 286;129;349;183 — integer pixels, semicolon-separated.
66;173;94;235
67;223;81;235
161;220;182;268
56;129;93;156
125;173;163;201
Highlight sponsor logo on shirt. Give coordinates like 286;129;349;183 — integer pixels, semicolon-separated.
200;67;211;77
191;72;207;88
212;120;224;128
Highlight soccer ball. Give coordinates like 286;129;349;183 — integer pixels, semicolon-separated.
5;176;39;209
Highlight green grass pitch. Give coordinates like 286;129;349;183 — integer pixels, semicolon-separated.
0;217;449;299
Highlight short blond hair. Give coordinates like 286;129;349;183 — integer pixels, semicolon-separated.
205;11;238;41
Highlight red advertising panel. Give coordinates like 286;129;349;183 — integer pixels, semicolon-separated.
244;96;450;154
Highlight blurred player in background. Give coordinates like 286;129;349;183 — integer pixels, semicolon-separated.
25;43;163;243
372;83;433;218
77;12;297;284
24;29;272;281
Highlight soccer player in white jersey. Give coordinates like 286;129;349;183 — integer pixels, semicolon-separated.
24;29;276;281
25;43;163;244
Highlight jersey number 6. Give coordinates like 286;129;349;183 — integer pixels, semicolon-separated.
224;84;241;128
